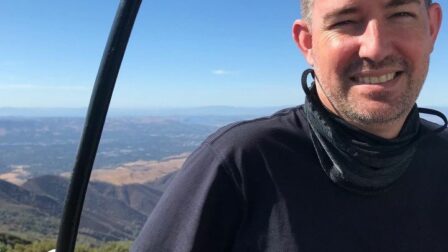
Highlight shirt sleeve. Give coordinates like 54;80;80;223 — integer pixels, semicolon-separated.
131;142;245;252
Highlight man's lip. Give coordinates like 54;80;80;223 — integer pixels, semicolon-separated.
350;71;403;84
351;69;403;77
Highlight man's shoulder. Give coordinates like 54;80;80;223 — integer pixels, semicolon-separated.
436;127;448;143
204;105;310;151
420;118;448;144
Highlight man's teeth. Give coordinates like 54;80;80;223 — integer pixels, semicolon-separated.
356;73;396;84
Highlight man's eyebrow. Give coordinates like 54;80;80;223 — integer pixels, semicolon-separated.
322;0;421;23
323;6;359;21
385;0;421;8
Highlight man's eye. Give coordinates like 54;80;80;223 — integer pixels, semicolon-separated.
391;12;416;18
332;20;356;28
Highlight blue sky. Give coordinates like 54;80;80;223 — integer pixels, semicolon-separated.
0;1;447;108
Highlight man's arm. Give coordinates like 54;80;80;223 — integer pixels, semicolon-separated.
132;142;244;252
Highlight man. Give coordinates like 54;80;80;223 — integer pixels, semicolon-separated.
133;0;447;251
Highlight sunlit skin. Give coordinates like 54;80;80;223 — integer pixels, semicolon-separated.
293;0;442;139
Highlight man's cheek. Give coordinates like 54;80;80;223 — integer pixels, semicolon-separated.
325;40;357;70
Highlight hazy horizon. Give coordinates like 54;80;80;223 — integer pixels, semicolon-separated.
1;105;447;120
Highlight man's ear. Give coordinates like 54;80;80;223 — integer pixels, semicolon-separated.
427;3;442;52
292;19;314;66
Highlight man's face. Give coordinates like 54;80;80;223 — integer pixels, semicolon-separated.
296;0;441;126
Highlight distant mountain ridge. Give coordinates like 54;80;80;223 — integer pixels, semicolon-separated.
0;172;176;243
0;179;61;217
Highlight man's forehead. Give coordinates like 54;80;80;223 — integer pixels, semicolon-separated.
313;0;423;14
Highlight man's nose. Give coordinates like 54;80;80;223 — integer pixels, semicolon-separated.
358;20;393;63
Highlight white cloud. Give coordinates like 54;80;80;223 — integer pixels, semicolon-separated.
212;69;237;76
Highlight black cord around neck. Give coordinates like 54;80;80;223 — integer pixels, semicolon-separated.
301;68;315;96
418;107;448;134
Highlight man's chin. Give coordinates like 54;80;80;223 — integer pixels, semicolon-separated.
342;102;408;125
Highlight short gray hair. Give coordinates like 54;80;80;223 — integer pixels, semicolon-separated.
300;0;433;23
300;0;313;23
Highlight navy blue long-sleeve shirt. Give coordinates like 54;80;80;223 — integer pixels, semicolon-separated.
132;106;448;252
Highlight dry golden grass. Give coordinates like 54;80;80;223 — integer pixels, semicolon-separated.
84;153;189;185
1;154;189;186
0;165;31;185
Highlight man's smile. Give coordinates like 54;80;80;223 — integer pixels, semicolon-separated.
350;71;404;85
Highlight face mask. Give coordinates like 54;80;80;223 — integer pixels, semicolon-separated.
301;69;447;195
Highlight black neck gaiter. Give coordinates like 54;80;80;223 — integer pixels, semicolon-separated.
300;69;445;195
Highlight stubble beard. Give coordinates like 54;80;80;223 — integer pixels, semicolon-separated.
316;57;427;126
328;80;415;125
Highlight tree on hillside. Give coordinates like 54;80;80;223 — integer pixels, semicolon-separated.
0;242;11;252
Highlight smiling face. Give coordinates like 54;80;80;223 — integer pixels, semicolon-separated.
294;0;442;138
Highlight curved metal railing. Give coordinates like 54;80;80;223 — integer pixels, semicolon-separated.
56;1;142;251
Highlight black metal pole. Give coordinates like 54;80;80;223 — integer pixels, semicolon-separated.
56;0;142;251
